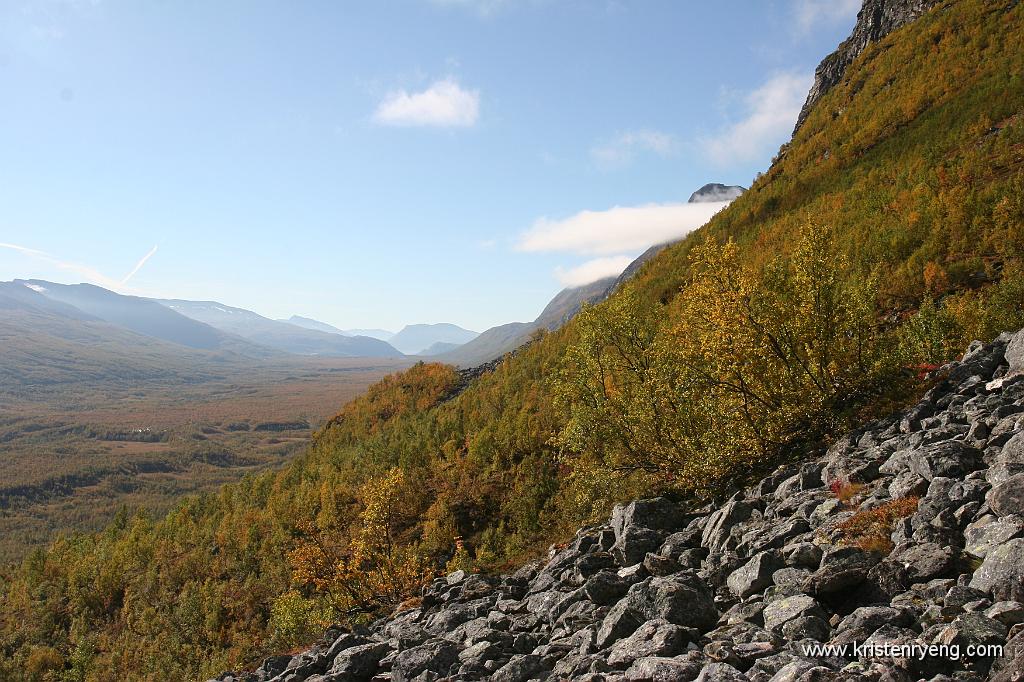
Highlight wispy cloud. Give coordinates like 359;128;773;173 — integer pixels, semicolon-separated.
792;0;860;34
555;255;632;287
517;201;729;256
373;78;480;128
0;241;157;293
120;245;158;285
590;129;678;169
428;0;512;16
700;71;812;166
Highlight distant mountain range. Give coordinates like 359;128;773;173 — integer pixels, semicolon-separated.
388;323;479;355
157;300;400;357
435;276;617;367
281;316;395;341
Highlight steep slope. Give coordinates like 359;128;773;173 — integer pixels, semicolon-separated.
17;280;275;358
159;299;402;357
2;1;1022;678
283;315;351;335
217;332;1024;682
794;0;943;131
388;323;478;355
438;276;616;367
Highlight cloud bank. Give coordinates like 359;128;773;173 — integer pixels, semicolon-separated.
701;71;812;166
373;78;480;128
517;201;730;256
555;255;634;287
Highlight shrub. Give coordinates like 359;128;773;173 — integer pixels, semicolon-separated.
837;497;920;554
555;226;906;499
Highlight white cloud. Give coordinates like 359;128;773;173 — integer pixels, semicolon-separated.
555;255;633;287
591;129;677;168
517;201;730;256
700;71;812;166
373;78;480;128
792;0;860;34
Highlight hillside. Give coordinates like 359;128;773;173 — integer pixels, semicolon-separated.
217;331;1024;681
158;299;402;357
1;0;1023;679
283;316;350;335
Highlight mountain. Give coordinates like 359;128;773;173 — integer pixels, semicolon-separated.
5;0;1024;677
417;341;462;356
794;0;941;131
282;315;350;335
344;328;395;341
0;282;231;393
437;276;616;367
15;280;275;359
157;299;403;357
387;323;478;355
687;182;746;203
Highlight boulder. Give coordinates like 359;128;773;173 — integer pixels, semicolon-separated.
969;538;1024;602
390;640;458;682
625;574;719;632
763;595;827;633
727;551;785;599
606;619;692;668
989;474;1024;517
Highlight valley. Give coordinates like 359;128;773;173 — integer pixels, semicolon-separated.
0;356;409;562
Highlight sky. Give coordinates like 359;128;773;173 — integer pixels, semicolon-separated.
0;0;862;332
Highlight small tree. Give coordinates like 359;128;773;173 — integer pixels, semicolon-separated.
288;468;432;620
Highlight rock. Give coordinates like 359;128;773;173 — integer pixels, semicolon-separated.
703;500;756;554
624;654;705;681
606;619;692;668
934;612;1007;653
728;551;785;599
830;606;911;647
584;571;630;606
802;546;877;596
890;542;958;582
990;474;1024;517
613;498;685;537
390;640;458;682
490;654;545;682
625;574;719;632
984;600;1024;626
1006;329;1024;378
783;543;822;569
989;628;1024;682
969;538;1024;602
328;642;390;680
597;599;643;649
780;615;830;642
694;661;748;681
964;515;1024;558
763;596;827;633
910;441;984;481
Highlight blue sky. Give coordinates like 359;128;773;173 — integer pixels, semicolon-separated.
0;0;860;332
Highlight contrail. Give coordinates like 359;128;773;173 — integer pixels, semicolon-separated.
1;240;130;291
0;242;49;258
121;245;158;285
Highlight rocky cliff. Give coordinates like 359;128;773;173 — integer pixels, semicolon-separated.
211;330;1024;681
794;0;942;132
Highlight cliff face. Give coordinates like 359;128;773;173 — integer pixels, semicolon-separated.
212;329;1024;681
794;0;942;132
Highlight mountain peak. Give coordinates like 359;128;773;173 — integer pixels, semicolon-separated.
688;183;746;203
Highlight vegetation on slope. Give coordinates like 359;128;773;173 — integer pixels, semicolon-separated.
1;0;1023;679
